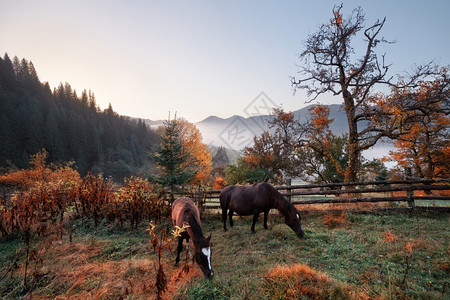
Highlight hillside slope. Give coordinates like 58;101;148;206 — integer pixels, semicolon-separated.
0;54;159;179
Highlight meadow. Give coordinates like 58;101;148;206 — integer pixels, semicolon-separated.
0;208;448;299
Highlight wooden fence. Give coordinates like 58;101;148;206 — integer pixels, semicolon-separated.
196;178;450;212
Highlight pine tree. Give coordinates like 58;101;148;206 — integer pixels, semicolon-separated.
148;118;197;198
0;114;15;165
212;146;229;167
0;54;160;176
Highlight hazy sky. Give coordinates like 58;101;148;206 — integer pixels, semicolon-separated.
1;0;449;122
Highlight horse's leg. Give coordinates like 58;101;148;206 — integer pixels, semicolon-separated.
222;207;228;231
228;210;234;227
263;210;269;230
251;212;259;233
175;237;183;266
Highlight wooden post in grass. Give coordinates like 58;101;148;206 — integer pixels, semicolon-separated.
196;187;204;216
405;167;415;209
286;178;292;202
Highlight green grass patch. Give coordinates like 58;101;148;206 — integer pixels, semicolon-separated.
176;210;449;299
0;210;448;299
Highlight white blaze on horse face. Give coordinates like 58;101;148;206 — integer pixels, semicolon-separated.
202;247;212;272
297;214;300;221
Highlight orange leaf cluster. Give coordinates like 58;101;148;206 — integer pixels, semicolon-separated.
278;110;295;122
177;118;213;185
244;154;260;166
384;230;397;243
405;242;415;255
309;105;333;130
332;10;343;28
384;73;450;179
0;150;80;190
213;176;227;190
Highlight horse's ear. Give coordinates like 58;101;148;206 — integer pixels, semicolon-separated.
206;233;212;242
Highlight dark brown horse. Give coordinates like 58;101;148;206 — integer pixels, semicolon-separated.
171;197;213;279
220;182;304;238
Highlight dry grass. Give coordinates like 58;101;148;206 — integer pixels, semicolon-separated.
383;230;397;242
1;209;449;299
265;263;369;300
322;210;347;229
20;240;156;299
3;222;207;300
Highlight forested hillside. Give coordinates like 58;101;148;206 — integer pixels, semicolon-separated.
0;54;159;179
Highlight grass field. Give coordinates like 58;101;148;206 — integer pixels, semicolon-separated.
1;209;449;299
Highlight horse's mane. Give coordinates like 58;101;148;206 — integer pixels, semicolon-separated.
265;183;294;215
183;206;206;243
173;198;206;243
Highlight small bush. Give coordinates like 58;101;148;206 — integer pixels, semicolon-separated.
384;230;397;242
322;211;347;229
264;264;368;300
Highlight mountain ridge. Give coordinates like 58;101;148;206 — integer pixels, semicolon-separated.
139;104;349;150
139;103;393;162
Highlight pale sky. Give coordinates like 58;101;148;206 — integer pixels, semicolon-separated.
1;0;449;123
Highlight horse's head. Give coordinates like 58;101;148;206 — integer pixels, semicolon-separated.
194;234;214;279
286;206;305;238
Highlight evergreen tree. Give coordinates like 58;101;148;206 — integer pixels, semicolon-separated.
0;53;160;178
148;118;197;197
0;114;15;165
212;146;229;167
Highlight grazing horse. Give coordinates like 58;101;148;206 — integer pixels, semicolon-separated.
171;197;214;279
220;182;304;238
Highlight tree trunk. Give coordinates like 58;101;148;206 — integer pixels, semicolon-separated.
345;143;359;182
344;93;359;182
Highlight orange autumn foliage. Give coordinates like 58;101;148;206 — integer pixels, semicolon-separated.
213;176;227;190
0;149;165;238
265;264;367;300
0;149;81;190
244;154;260;166
309;104;333;130
176;118;213;185
322;211;347;229
304;104;346;178
384;230;397;243
383;72;450;179
0;150;81;238
332;10;343;27
405;242;414;255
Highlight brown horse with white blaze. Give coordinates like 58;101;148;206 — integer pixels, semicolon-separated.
171;197;213;279
220;182;304;238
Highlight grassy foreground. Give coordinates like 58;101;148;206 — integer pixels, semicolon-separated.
0;209;448;299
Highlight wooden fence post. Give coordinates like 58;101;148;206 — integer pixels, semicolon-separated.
286;178;292;202
405;167;415;209
197;187;204;215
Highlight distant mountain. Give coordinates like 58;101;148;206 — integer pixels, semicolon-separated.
195;104;348;150
141;103;393;162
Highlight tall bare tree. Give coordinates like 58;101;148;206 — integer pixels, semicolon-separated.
291;5;437;182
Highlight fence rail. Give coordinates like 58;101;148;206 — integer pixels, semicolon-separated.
196;179;450;211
